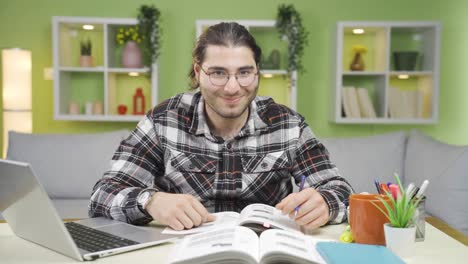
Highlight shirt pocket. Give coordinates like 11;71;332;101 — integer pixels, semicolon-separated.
240;151;291;194
167;150;218;197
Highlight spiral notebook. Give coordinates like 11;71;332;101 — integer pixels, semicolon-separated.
316;242;406;264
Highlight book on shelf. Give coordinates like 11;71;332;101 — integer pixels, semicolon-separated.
388;86;424;119
162;203;300;235
167;226;327;264
356;87;377;118
341;86;361;118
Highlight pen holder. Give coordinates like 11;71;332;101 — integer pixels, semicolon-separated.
413;196;426;242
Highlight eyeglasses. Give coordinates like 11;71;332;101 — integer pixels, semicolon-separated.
199;66;258;87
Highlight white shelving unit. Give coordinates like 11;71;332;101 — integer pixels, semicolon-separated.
196;20;297;110
52;16;158;121
332;21;440;124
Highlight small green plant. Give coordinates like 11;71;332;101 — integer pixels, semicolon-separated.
137;4;161;67
371;173;423;228
275;4;309;73
80;39;92;56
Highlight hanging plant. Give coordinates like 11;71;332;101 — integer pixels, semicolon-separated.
137;5;161;72
276;4;309;73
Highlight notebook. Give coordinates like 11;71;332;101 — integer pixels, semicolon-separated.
316;241;406;264
0;159;177;261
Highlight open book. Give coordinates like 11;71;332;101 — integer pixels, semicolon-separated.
162;203;300;235
167;226;327;264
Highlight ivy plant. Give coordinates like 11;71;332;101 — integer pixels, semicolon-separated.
276;4;309;73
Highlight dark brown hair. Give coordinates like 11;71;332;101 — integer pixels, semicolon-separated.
188;22;262;89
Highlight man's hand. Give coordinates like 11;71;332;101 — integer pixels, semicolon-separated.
275;188;329;231
145;192;216;230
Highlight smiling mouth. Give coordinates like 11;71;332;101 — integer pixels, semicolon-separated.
223;97;241;104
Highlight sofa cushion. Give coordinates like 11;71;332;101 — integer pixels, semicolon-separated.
405;130;468;235
321;131;407;193
6;130;129;199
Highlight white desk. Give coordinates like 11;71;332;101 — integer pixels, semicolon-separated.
0;222;466;263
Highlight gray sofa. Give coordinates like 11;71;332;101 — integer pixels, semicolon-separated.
3;130;129;219
320;130;468;236
2;129;467;236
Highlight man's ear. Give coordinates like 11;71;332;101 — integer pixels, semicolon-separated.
193;63;200;79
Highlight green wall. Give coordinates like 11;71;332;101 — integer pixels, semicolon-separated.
1;0;468;153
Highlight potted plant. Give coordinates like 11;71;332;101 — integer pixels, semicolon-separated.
371;173;424;258
116;26;143;68
137;4;161;76
79;39;93;67
275;4;308;73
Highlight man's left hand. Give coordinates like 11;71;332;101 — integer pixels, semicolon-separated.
275;188;330;231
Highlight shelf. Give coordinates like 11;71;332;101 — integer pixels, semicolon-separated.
55;114;144;122
260;69;288;75
333;21;440;124
107;67;150;73
59;66;105;72
342;71;386;76
53;16;158;121
335;117;436;125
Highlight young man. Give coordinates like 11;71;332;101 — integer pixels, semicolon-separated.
89;22;353;231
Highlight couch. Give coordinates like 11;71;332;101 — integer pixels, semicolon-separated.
2;130;129;219
2;129;467;238
320;130;468;237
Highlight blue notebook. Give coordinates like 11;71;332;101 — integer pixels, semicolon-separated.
316;242;406;264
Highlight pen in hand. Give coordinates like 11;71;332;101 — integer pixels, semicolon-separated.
294;175;306;217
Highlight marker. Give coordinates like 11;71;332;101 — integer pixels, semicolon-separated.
415;180;429;198
294;175;306;217
405;183;415;197
389;184;400;200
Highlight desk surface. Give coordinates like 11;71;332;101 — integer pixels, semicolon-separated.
0;222;466;263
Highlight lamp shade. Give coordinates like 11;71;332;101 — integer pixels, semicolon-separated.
2;49;32;110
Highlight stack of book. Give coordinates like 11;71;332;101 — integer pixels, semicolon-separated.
341;86;377;118
388;86;425;119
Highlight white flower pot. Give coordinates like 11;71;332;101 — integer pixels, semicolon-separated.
384;223;416;258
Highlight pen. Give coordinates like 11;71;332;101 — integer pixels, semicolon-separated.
294;175;306;217
374;179;381;194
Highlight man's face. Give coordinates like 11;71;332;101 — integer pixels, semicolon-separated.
195;45;259;121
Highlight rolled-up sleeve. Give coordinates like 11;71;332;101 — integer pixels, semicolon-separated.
292;120;354;224
88;115;164;225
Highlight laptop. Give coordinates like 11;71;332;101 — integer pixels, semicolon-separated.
0;159;177;261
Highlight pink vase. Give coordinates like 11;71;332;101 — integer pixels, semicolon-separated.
121;41;142;68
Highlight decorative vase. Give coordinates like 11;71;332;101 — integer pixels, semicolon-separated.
117;104;128;115
350;52;365;71
133;88;146;115
79;55;93;67
122;41;142;68
393;51;419;71
383;223;416;258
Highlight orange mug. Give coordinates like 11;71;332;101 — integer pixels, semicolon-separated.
349;194;390;245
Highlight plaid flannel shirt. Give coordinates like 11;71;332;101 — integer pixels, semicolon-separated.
89;92;353;225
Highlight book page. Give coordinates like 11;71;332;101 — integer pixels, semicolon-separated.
238;203;301;234
162;211;240;235
167;226;259;264
259;229;327;264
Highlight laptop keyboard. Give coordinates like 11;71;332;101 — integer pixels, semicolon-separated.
65;222;139;253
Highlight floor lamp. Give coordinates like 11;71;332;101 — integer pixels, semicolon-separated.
2;48;32;157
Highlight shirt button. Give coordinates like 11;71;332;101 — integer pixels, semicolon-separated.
261;162;268;169
226;143;232;150
188;164;195;170
226;173;232;179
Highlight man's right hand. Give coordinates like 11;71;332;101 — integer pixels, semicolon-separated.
145;192;216;230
